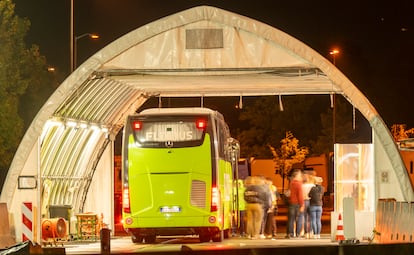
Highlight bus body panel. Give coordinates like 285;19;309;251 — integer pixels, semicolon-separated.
218;158;233;231
125;135;213;228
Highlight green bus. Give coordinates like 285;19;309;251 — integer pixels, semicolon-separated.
122;107;240;243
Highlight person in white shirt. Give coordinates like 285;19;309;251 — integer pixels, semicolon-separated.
301;173;315;238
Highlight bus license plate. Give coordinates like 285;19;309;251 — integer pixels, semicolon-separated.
160;206;181;213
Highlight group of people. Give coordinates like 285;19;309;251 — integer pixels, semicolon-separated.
286;169;325;239
233;169;324;240
237;175;279;239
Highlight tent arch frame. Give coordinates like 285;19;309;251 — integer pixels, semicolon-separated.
1;5;412;242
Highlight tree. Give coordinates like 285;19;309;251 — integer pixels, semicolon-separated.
237;95;326;158
0;0;55;189
268;131;309;192
18;44;58;130
311;96;372;154
391;124;414;141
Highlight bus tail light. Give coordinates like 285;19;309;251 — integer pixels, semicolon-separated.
196;119;207;130
211;186;219;212
123;186;131;213
132;121;143;130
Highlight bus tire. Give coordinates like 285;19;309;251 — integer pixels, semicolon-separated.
212;230;224;242
223;228;230;239
131;234;144;243
144;235;157;244
199;233;211;243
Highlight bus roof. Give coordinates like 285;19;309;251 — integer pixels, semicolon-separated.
138;107;219;116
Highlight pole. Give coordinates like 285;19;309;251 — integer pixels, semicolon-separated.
329;49;338;149
70;0;74;73
74;36;77;70
333;93;336;145
36;136;42;243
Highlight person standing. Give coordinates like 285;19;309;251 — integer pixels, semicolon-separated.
287;169;304;238
244;176;269;239
302;173;315;238
309;177;324;239
264;177;279;239
259;176;272;239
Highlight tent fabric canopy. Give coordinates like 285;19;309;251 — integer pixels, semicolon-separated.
2;5;412;227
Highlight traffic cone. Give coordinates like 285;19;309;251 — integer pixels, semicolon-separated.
335;213;345;241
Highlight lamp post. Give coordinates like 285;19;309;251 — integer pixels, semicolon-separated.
73;33;99;71
330;49;339;66
330;49;339;147
70;0;73;73
70;0;99;72
329;48;340;196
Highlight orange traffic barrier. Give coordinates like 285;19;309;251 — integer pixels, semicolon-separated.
0;203;15;248
335;213;345;241
42;218;67;240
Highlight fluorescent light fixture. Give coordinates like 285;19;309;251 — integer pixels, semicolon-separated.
66;120;77;127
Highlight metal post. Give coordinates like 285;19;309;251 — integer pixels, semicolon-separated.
70;0;74;73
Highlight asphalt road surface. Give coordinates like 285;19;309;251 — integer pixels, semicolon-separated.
63;234;337;254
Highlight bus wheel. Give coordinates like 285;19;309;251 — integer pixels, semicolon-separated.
212;230;224;242
144;235;157;244
223;228;230;239
199;233;211;243
131;234;144;243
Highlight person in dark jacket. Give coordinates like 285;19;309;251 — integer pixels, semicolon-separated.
308;177;325;238
244;176;270;239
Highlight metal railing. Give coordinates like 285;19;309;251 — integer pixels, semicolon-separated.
375;199;414;243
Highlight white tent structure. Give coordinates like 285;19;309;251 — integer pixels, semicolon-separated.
1;5;413;241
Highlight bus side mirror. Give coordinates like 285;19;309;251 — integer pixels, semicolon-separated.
225;138;240;162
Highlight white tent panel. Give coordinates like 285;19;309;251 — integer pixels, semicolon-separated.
103;20;310;70
5;139;41;243
374;134;405;201
83;143;114;230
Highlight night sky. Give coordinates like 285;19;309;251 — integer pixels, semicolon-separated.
12;0;414;128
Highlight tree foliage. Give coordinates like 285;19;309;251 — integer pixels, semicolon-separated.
237;94;371;159
268;131;308;192
391;124;414;141
269;131;309;178
0;0;29;170
237;95;326;158
0;0;55;181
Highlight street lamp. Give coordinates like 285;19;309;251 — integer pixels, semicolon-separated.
329;48;340;197
72;33;99;72
329;48;340;156
70;0;100;72
329;49;340;65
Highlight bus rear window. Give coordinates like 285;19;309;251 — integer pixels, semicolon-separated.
130;118;208;147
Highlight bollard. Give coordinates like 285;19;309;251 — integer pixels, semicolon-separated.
100;228;111;254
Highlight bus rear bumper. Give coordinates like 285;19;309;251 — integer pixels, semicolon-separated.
123;215;219;229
